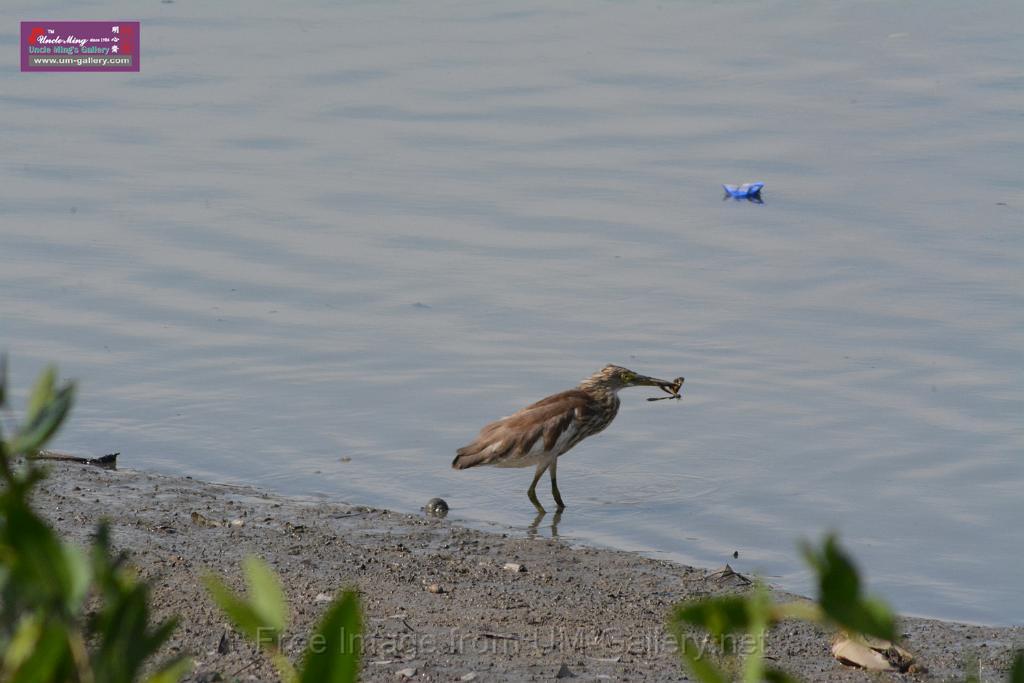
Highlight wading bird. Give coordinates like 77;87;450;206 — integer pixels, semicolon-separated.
452;365;682;512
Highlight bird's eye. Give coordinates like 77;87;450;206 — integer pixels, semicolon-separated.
623;372;635;382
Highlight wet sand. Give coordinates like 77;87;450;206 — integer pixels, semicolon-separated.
36;464;1021;682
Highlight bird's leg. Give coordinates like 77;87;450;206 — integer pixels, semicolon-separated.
528;462;549;513
549;459;566;510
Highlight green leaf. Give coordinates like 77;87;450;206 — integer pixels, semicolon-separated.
741;584;771;683
244;556;287;634
86;523;182;683
0;498;90;614
203;573;279;645
668;628;728;683
204;558;288;650
3;613;72;683
272;652;300;683
60;543;91;614
1010;651;1023;683
11;383;75;455
669;583;785;683
300;590;362;683
3;612;46;673
772;600;823;624
25;365;56;425
801;535;896;642
143;656;193;683
763;667;802;683
90;583;180;682
963;651;980;683
672;595;756;650
0;353;7;407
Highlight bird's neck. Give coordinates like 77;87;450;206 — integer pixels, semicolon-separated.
578;380;621;408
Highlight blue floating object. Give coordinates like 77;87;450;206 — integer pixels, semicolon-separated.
722;182;765;198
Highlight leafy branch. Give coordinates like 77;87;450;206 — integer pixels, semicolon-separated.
205;558;362;683
0;356;189;683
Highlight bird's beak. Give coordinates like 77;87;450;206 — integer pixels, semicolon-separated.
633;374;681;392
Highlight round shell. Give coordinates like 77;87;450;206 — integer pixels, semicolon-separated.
425;497;449;517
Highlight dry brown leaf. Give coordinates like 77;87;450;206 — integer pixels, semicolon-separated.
832;634;893;670
190;510;221;528
831;632;915;672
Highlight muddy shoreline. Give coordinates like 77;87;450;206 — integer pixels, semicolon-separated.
35;464;1021;682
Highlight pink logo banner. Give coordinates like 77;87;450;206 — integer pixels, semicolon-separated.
21;21;140;72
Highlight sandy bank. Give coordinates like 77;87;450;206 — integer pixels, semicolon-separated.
34;464;1021;682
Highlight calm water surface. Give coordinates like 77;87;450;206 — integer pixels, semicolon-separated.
2;1;1022;625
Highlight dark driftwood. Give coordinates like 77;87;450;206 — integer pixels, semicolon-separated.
32;451;119;469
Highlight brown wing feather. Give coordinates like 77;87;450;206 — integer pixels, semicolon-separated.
452;390;597;469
